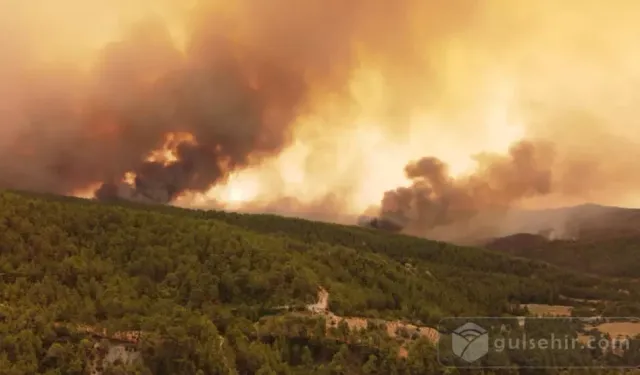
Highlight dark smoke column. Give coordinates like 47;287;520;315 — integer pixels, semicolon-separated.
375;141;555;237
1;18;312;203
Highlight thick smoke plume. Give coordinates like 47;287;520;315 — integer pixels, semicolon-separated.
378;141;555;239
2;0;484;203
382;141;552;226
0;8;321;203
3;1;640;243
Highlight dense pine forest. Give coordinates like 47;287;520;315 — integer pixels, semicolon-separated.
486;232;640;278
1;190;640;374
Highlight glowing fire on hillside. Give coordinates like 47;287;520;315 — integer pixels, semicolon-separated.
4;0;640;241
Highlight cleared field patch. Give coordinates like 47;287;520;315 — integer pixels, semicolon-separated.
589;321;640;338
526;304;573;317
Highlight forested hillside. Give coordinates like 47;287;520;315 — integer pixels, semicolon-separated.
1;190;639;374
485;233;640;278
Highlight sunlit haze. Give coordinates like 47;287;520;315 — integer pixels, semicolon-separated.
3;0;640;240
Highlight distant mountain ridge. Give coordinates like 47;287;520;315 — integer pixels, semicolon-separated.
356;202;640;245
482;204;640;278
485;203;640;242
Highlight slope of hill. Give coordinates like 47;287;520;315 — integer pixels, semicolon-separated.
1;190;640;374
485;233;640;279
493;203;640;241
480;204;640;279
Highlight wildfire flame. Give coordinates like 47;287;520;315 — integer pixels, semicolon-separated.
8;0;640;229
176;70;526;214
145;132;196;165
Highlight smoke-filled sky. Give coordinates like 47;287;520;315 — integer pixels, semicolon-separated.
3;0;640;240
